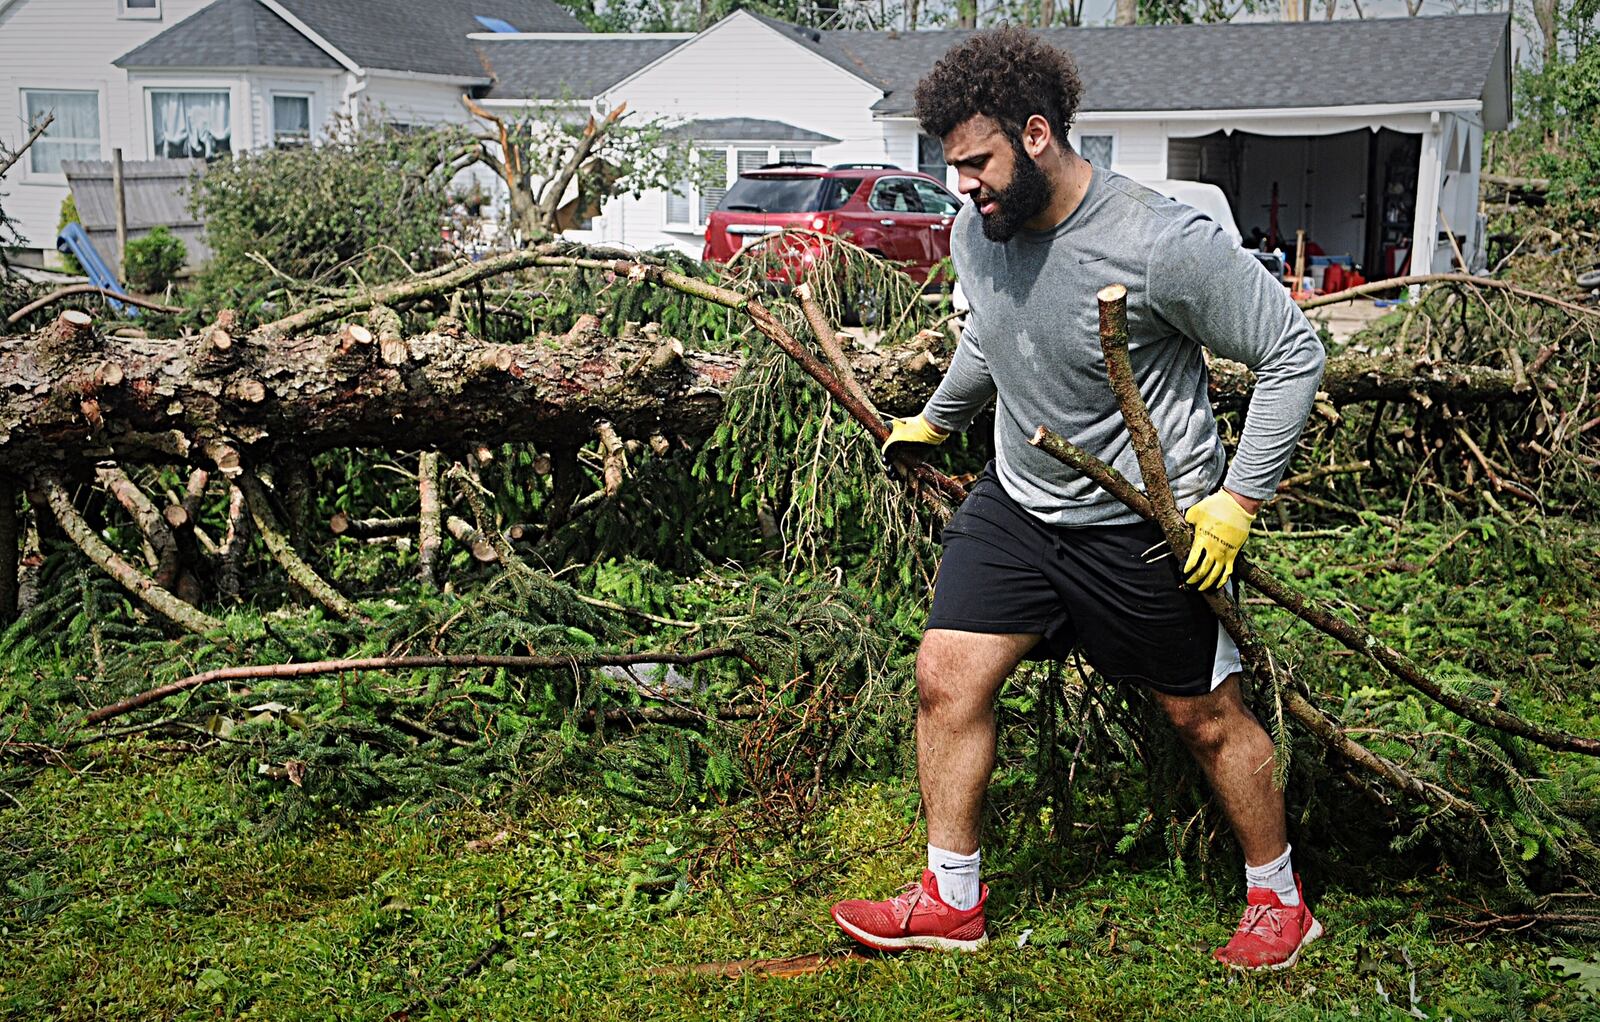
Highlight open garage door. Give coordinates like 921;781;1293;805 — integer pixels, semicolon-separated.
1168;129;1422;287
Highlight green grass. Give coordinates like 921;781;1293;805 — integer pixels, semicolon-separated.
3;520;1598;1019
3;761;1595;1021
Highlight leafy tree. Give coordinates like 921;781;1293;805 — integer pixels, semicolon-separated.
1510;0;1600;200
461;99;690;243
189;121;470;315
123;226;186;294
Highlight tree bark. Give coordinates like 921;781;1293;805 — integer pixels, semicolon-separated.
0;319;1534;477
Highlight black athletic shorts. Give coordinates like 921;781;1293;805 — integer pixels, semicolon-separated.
927;465;1240;697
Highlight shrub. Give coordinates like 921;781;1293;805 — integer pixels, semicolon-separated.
189;122;470;317
56;194;82;275
123;227;186;293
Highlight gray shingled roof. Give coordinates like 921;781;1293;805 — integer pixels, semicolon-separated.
672;117;839;143
478;36;687;99
114;0;340;69
823;14;1510;116
272;0;586;78
745;12;892;90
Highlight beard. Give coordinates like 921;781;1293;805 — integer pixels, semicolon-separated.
975;136;1053;243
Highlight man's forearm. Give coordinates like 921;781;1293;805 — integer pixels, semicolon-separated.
1224;488;1262;515
922;333;997;434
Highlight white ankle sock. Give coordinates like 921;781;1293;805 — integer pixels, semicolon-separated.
928;844;981;910
1245;844;1299;906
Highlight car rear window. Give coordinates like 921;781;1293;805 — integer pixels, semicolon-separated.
719;176;825;213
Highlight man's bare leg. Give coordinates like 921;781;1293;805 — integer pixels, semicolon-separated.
1148;673;1286;865
1154;673;1323;967
917;628;1041;855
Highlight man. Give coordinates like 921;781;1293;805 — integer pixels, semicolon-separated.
829;28;1327;971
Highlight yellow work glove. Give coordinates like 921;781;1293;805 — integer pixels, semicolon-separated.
880;414;949;472
1182;491;1256;590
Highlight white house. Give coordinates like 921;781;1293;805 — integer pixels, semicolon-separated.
2;4;1511;282
0;0;587;266
560;12;1511;278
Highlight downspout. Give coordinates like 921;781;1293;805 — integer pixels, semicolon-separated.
1408;109;1443;290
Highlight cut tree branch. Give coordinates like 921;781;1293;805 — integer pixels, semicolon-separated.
30;473;223;635
1299;272;1598;318
0;113;52;179
5;285;184;326
84;647;743;725
236;471;366;622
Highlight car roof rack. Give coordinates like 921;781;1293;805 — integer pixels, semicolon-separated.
755;161;826;170
830;163;900;170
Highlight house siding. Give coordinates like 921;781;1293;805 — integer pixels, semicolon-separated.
247;71;344;149
0;0;216;256
360;75;474;129
1073;118;1166;180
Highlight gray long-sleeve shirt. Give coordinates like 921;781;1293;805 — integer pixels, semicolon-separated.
923;166;1326;526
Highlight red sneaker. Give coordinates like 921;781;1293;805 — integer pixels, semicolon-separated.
831;869;989;952
1213;874;1323;971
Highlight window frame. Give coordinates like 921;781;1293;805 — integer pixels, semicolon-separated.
270;91;314;149
119;0;162;19
916;133;947;182
1074;130;1118;169
19;87;104;182
144;85;236;161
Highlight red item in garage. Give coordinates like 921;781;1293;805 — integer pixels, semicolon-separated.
1323;264;1345;293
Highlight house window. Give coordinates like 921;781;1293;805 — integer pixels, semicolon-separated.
22;90;101;175
120;0;161;17
918;134;945;180
150;89;232;159
665;186;694;227
667;148;730;229
1078;133;1115;168
665;145;818;231
272;94;312;148
735;148;769;174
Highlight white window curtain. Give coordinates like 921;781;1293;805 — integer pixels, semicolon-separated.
273;95;311;147
151;90;232;160
23;90;100;174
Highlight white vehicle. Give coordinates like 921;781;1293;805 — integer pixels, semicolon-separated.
1139;179;1244;247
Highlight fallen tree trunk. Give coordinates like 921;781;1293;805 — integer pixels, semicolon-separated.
0;318;1530;475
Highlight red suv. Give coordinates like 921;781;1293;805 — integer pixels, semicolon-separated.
702;163;962;286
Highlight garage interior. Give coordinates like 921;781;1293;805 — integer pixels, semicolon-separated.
1168;128;1424;286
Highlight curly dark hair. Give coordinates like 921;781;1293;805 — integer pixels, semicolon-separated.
914;27;1084;148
